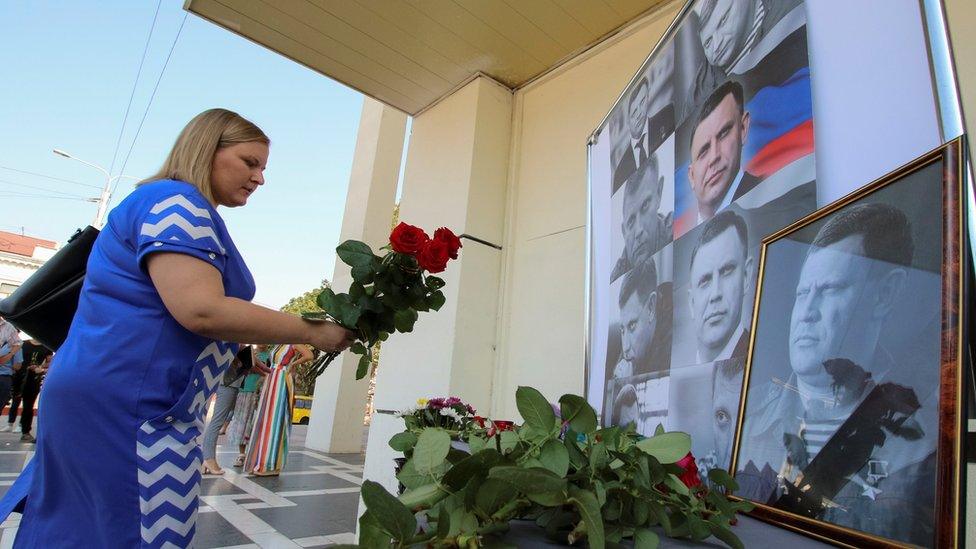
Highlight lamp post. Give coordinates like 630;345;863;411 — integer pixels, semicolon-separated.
53;149;136;229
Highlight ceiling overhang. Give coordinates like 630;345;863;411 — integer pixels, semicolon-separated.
184;0;670;115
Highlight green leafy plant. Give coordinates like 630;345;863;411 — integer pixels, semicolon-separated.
304;223;462;379
343;386;752;548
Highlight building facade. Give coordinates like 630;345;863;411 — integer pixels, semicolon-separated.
184;0;974;543
0;231;58;300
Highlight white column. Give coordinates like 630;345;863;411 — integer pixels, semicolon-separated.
305;98;407;453
360;76;513;495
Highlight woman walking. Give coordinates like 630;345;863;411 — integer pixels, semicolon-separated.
245;344;312;476
0;109;355;548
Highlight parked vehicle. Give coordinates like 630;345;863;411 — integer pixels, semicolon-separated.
293;395;312;425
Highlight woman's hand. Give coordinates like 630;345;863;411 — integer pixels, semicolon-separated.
307;321;357;353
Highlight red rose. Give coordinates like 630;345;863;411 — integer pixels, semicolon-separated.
390;222;429;255
676;452;702;488
417;239;450;273
433;227;462;259
492;420;515;432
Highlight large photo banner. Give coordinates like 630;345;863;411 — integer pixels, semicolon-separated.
589;0;817;480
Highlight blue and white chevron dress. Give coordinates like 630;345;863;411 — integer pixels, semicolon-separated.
0;179;255;548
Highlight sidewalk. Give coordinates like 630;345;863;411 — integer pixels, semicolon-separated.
0;425;363;548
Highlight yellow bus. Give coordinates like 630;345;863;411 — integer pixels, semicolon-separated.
293;396;312;425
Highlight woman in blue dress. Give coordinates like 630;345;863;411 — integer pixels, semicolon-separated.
0;108;356;547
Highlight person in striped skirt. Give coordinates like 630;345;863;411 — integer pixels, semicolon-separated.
245;344;313;476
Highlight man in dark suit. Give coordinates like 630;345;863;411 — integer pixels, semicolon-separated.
687;210;752;363
612;75;675;192
687;80;759;224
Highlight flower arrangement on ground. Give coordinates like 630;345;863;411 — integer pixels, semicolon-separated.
342;386;752;548
305;223;462;379
401;397;479;435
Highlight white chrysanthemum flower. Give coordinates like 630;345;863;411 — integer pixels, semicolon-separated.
439;407;461;420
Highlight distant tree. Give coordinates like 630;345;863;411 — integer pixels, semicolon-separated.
280;280;329;396
280;279;329;317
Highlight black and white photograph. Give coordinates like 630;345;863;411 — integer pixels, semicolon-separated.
603;372;670;435
608;41;676;194
733;160;947;546
604;246;673;383
671;207;755;368
609;136;676;284
666;357;745;483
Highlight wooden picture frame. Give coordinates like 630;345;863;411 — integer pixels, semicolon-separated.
729;138;966;548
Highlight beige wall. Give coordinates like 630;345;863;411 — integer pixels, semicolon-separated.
493;1;681;419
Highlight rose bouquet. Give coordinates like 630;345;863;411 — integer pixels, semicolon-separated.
305;222;462;379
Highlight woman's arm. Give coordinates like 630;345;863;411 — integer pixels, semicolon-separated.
290;345;314;367
147;253;355;351
250;347;273;376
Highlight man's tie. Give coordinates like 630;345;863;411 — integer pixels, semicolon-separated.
636;137;648;168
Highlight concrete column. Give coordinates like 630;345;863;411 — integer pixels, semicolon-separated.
305;98;407;453
361;76;513;495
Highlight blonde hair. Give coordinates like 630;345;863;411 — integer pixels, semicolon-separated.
140;108;269;203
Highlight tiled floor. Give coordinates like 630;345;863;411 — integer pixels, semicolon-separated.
0;425;363;548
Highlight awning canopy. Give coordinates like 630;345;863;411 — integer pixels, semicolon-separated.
184;0;669;114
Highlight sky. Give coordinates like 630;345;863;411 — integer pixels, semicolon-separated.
0;1;369;308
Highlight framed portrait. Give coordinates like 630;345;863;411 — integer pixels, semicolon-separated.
729;138;966;548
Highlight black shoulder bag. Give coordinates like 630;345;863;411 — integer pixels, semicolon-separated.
0;226;99;350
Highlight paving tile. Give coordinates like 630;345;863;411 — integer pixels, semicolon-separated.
202;477;249;496
0;454;29;472
324;453;364;466
250;493;360;540
280;453;333;471
195;508;255;548
247;471;357;492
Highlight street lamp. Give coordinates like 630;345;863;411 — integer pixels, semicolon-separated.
52;149;136;228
